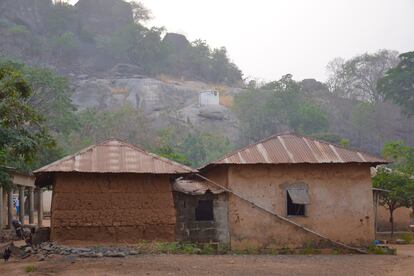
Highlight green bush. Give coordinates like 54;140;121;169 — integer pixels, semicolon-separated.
401;233;414;244
25;265;36;273
367;245;397;255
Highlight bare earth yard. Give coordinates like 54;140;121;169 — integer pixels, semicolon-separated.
1;245;413;276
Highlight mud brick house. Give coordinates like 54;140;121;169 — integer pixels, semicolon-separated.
34;139;195;243
200;133;388;250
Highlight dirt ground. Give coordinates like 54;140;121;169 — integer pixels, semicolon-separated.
1;245;414;276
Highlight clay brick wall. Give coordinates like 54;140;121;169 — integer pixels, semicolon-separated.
377;205;412;232
227;163;375;250
51;172;176;243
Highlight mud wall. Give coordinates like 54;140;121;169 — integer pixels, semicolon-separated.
51;173;176;243
174;192;229;243
376;205;412;232
226;163;375;250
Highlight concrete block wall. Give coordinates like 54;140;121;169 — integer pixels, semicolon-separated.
174;192;229;243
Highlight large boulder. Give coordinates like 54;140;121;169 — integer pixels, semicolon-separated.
0;0;52;33
72;76;197;114
75;0;133;36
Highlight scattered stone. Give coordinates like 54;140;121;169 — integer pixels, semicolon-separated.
37;254;45;261
105;251;126;258
396;239;407;245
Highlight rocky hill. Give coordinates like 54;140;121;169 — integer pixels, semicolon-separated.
1;0;413;160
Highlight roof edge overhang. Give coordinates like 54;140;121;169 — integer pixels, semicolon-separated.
199;161;389;171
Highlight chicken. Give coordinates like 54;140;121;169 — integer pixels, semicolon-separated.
3;247;11;262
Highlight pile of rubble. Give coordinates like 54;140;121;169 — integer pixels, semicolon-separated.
22;242;139;260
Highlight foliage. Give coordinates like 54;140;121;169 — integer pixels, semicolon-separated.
153;129;191;166
51;32;79;62
153;128;233;167
294;102;329;135
0;65;54;189
149;242;222;255
381;141;414;175
351;102;376;135
0;58;78;136
373;168;414;235
7;25;30;36
68;105;151;153
128;1;152;23
25;265;36;273
1;1;243;85
373;141;414;235
46;2;77;35
378;51;414;116
311;133;349;147
400;233;414;244
233;74;329;143
367;245;397;255
327;50;399;102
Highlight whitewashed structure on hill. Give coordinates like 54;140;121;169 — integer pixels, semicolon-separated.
199;90;219;106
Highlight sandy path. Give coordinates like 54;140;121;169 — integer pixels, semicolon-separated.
0;245;413;276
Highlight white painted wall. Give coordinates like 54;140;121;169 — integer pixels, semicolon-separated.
199;90;220;106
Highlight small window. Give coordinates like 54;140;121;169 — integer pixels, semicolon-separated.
287;191;306;216
195;200;214;221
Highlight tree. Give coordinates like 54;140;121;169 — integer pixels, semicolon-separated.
128;1;151;23
47;2;77;35
234;74;329;143
153;128;232;167
68;105;151;153
52;32;79;62
373;141;414;236
0;58;78;139
381;141;414;175
0;65;54;189
153;129;190;166
372;168;414;236
327;50;399;102
294;102;329;135
378;51;414;116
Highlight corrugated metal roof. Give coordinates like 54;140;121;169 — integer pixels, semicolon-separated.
173;178;225;195
34;139;196;174
205;133;388;166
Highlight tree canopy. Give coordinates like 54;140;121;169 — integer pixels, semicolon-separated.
327;50;399;103
233;74;329;144
378;51;414;116
0;65;53;189
373;141;414;235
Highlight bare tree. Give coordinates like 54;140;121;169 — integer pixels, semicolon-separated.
326;49;399;103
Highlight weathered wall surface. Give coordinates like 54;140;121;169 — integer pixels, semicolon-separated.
377;205;412;232
174;192;229;243
201;165;229;188
51;173;176;243
226;164;375;250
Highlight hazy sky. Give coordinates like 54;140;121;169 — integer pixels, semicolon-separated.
68;0;414;81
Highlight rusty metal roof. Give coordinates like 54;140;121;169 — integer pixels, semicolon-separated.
205;133;388;166
34;139;196;174
173;178;225;195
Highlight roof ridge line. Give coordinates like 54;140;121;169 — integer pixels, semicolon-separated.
35;138;197;174
199;132;388;168
198;131;295;169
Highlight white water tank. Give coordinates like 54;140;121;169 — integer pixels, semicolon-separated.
199;90;219;106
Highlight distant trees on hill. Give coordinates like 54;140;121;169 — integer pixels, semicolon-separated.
0;0;243;85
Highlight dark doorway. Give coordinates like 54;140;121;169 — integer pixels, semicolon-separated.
195;200;214;221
